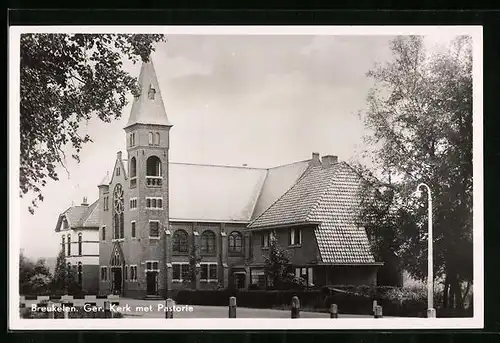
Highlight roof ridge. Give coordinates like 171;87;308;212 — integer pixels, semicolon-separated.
305;163;343;222
267;158;311;170
248;165;317;228
248;169;270;219
170;161;266;170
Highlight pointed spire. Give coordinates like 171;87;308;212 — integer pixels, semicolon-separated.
124;57;172;129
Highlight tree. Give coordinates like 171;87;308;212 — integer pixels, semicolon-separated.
263;235;292;289
20;33;166;213
51;248;79;295
358;35;473;310
184;234;201;289
19;252;52;295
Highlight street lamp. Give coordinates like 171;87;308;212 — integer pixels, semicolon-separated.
414;183;436;318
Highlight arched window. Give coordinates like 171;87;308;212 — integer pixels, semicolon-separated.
200;230;216;254
148;132;153;145
173;230;188;253
228;231;243;253
154;132;160;145
62;236;65;255
111;249;121;266
67;234;71;256
113;183;124;239
77;262;83;287
78;233;82;256
130;157;137;178
146;156;162;176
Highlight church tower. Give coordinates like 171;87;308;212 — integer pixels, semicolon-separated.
122;58;172;298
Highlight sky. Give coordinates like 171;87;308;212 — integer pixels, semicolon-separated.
17;32;462;259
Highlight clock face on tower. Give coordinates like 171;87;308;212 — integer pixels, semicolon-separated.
113;183;124;214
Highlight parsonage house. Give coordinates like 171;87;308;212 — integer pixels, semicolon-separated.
54;58;383;299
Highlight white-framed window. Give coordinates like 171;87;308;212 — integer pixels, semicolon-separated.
131;221;136;238
261;231;273;248
130;197;137;210
200;263;217;282
289;227;302;246
172;262;190;282
148;132;153;145
145;260;159;272
146;197;163;209
149;221;160;239
295;267;314;286
100;266;108;281
129;265;138;281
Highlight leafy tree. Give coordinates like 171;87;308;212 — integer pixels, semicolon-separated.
51;248;79;295
19;252;52;295
20;33;166;213
358;36;473;310
263;235;292;289
184;234;201;289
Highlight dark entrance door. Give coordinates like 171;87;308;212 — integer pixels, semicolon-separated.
112;267;122;295
234;273;246;289
146;271;158;295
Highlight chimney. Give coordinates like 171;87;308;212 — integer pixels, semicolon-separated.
321;155;338;168
117;151;122;160
310;152;321;166
81;197;88;206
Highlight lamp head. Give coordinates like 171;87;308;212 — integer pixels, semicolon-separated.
413;189;423;198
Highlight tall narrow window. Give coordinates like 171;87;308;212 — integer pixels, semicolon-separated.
113;183;124;239
154;132;160;145
62;236;65;255
77;262;83;287
148;85;156;100
200;230;216;254
102;226;106;241
67;234;71;256
149;221;160;238
173;230;188;253
131;221;136;238
148;132;153;145
228;231;243;253
78;233;82;256
289;228;302;246
130;157;137;178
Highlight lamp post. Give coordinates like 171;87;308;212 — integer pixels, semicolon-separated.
414;183;436;318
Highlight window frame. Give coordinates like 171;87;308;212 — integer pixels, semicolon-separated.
78;232;83;256
145;197;163;210
172;262;190;282
172;229;189;254
228;231;243;254
100;266;108;281
129;265;138;282
200;262;218;282
200;230;216;255
101;226;106;241
131;221;136;238
149;220;161;239
129;197;137;210
288;227;302;246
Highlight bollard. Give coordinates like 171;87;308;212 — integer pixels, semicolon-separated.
291;296;300;318
104;301;112;318
165;298;175;319
329;304;338;318
372;300;378;314
374;305;383;319
228;296;237;318
427;308;436;318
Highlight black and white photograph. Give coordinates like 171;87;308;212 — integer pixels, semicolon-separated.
9;26;483;330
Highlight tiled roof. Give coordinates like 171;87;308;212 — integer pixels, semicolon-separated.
248;162;375;264
59;200;100;230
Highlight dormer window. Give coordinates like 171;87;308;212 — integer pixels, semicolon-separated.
148;85;156;100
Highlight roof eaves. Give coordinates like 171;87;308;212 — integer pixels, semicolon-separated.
246;221;321;231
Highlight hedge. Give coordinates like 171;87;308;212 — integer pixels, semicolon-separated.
174;286;471;318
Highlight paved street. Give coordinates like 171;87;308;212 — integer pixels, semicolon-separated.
117;298;379;318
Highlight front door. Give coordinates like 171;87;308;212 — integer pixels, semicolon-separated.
112;267;122;295
146;271;158;295
234;273;246;289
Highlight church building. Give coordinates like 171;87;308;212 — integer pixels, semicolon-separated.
55;58;382;299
